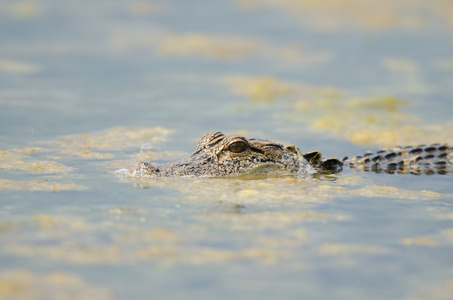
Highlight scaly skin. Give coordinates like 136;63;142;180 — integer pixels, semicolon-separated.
129;132;452;177
344;144;452;175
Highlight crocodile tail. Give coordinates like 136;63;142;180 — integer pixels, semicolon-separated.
345;144;452;175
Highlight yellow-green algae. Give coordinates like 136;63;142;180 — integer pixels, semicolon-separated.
225;75;453;147
0;214;306;265
111;32;331;65
128;1;159;16
200;211;345;231
131;150;186;164
128;177;448;208
54;126;174;151
0;126;175;192
0;172;449;267
317;243;393;256
0;179;87;192
1;0;40;19
400;227;453;248
0;270;112;300
237;0;453;32
436;213;453;220
0;151;73;174
6;201;447;267
402;236;437;247
349;185;445;200
156;33;259;60
225;76;296;102
50;127;175;163
58;149;113;160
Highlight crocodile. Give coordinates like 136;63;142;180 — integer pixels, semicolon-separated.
128;131;453;177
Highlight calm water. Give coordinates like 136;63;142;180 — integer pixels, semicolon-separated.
1;0;453;299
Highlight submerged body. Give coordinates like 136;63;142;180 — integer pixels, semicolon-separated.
129;132;453;177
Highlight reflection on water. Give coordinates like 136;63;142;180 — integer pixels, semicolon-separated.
1;0;453;299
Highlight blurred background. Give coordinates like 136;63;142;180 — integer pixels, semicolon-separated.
1;0;452;152
1;1;453;299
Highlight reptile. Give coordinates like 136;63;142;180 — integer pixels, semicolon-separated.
128;131;452;177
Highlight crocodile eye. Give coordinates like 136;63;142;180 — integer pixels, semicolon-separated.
228;141;247;153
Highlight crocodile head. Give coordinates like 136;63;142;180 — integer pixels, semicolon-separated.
129;131;316;177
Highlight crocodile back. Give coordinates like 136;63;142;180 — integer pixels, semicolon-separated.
344;144;453;175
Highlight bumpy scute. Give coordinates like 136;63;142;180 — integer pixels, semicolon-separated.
129;132;314;177
345;144;453;175
129;132;452;177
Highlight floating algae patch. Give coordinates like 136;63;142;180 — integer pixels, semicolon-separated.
0;151;73;174
58;149;113;160
126;177;448;209
127;177;343;208
5;242;170;265
317;243;393;256
200;211;345;232
0;215;159;265
224;68;452;149
11;148;47;156
0;270;112;300
0;0;40;19
156;33;259;60
0;214;139;238
283;89;453;147
299;96;419;146
0;161;73;174
112;32;330;64
53;126;175;151
236;0;446;32
132;150;186;163
111;32;258;60
347;96;409;112
225;75;340;103
402;236;437;247
177;247;288;265
436;213;453;221
128;1;160;16
0;179;87;192
0;127;176;177
225;76;297;103
0;213;297;266
350;185;447;200
340;124;453;147
401;228;453;248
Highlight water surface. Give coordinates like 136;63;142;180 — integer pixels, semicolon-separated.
1;0;453;299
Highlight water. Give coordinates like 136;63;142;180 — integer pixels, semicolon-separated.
1;0;453;299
